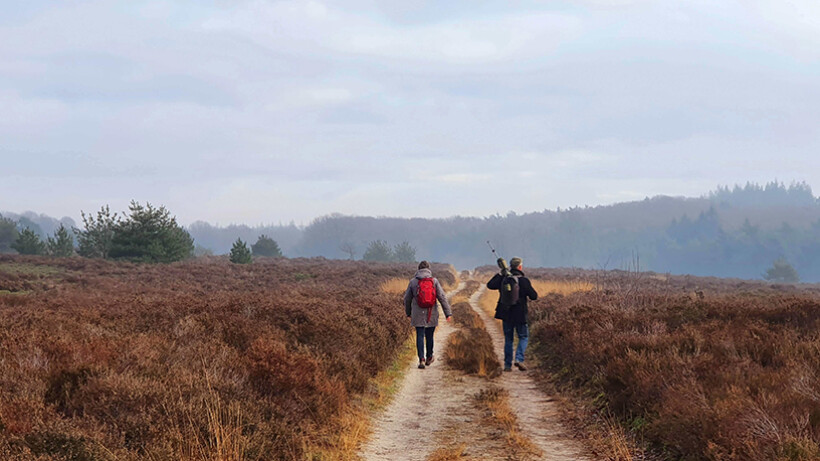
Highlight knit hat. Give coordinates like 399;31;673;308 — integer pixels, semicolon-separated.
509;257;522;269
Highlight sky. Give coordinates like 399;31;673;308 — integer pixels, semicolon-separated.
1;0;819;226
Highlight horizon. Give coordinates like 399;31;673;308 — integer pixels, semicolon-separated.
3;2;820;225
3;179;817;228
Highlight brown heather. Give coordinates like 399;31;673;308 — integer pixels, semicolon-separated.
0;255;454;460
525;268;820;461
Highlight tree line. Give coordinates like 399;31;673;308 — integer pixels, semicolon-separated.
2;202;417;266
3;181;818;280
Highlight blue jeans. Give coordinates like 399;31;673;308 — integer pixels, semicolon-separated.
502;321;528;368
416;326;435;361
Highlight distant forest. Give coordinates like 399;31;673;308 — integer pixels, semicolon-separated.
4;182;820;281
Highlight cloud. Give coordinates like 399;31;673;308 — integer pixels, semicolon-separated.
2;0;819;224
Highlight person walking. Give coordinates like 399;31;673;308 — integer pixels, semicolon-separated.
487;257;538;372
404;261;452;369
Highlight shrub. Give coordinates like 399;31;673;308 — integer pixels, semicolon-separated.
251;234;282;257
525;268;820;460
0;256;416;459
229;238;252;264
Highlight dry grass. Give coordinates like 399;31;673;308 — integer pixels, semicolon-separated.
525;267;820;460
449;280;479;305
530;279;594;296
380;277;410;295
474;387;541;458
0;255;426;460
426;444;475;461
444;302;501;378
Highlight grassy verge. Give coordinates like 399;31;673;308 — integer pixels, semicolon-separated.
305;334;417;461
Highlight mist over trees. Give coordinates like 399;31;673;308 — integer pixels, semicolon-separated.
181;181;820;280
6;181;820;281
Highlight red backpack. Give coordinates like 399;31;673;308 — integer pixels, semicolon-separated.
416;278;437;322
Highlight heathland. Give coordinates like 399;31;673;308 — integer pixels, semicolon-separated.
493;267;820;460
3;254;820;460
0;255;454;460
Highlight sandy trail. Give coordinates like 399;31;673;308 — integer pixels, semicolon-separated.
359;280;594;461
468;285;592;461
359;281;467;461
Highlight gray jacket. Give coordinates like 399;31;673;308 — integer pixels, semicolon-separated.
404;268;452;328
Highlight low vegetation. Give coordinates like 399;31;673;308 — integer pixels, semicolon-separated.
0;255;452;460
524;268;820;460
444;299;501;379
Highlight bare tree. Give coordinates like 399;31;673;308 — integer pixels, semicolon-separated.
339;241;356;260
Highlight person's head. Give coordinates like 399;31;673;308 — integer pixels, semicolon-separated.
509;257;522;270
418;260;430;270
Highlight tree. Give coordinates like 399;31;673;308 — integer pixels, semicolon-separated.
339;241;356;260
46;224;74;257
75;205;119;259
251;234;282;257
363;240;393;262
12;228;46;255
230;238;252;264
393;241;417;262
0;215;18;254
109;201;194;263
764;257;800;283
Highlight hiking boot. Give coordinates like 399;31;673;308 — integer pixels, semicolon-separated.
503;366;512;372
425;356;435;366
514;362;527;371
418;361;426;369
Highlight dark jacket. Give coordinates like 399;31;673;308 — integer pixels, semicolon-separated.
487;268;537;324
404;268;452;328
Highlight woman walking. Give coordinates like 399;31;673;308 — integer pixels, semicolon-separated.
404;261;452;369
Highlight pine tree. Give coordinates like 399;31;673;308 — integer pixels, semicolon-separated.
251;234;283;257
12;228;46;255
230;238;252;264
75;205;119;259
47;224;75;257
764;257;799;283
109;201;194;263
393;241;416;262
363;240;393;262
0;215;18;254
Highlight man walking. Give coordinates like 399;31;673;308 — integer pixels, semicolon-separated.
404;261;452;369
487;257;538;372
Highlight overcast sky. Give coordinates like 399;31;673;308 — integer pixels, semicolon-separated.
2;1;819;225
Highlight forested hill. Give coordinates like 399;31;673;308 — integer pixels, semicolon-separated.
181;182;820;282
5;182;820;281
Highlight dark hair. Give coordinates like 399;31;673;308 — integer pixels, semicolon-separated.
418;260;430;270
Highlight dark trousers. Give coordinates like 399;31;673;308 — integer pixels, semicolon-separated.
415;326;436;361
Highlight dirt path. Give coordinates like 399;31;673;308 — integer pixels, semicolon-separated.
359;280;594;461
359;281;467;461
468;285;592;460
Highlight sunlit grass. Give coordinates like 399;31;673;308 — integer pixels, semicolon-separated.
379;277;409;295
530;279;594;296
